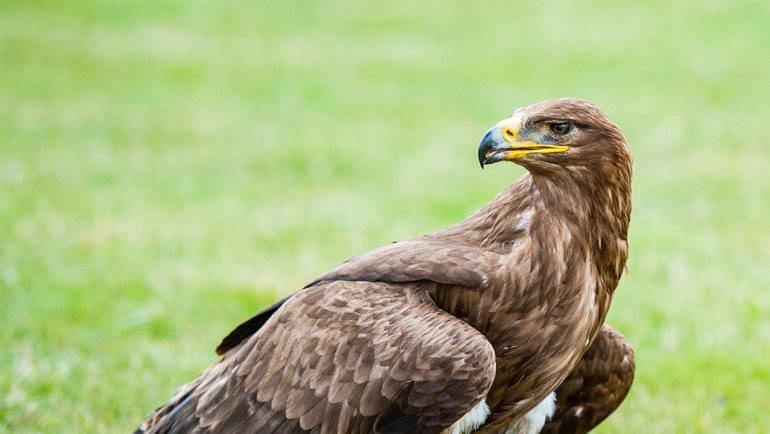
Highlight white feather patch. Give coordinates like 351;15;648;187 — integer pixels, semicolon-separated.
524;392;556;433
515;208;535;231
504;392;557;434
446;399;490;434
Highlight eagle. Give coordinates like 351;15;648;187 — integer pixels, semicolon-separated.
136;98;635;434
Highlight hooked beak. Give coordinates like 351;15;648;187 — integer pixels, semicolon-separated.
478;117;569;168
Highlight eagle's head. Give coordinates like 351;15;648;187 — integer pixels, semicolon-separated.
478;98;630;178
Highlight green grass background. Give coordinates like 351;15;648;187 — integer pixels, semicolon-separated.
2;0;769;432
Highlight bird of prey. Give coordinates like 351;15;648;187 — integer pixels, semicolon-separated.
136;98;635;434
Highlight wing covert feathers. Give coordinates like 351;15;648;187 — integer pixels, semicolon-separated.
139;281;496;433
216;240;501;357
309;240;500;290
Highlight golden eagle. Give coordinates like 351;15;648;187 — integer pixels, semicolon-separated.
136;98;635;433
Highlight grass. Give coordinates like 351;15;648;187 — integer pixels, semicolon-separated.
2;0;769;432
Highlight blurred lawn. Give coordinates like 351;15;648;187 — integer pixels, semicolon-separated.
2;0;770;432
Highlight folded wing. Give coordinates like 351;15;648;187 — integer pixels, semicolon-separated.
138;280;496;434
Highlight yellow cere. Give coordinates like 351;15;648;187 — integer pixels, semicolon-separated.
498;116;523;144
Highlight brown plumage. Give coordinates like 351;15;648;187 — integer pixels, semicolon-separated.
136;98;634;434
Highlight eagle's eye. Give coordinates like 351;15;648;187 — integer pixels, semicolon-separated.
548;122;572;135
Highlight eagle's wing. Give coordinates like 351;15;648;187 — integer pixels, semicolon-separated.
139;280;496;434
541;324;635;434
310;239;500;288
216;240;500;355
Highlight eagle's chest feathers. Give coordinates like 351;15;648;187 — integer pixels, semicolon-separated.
476;210;609;423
